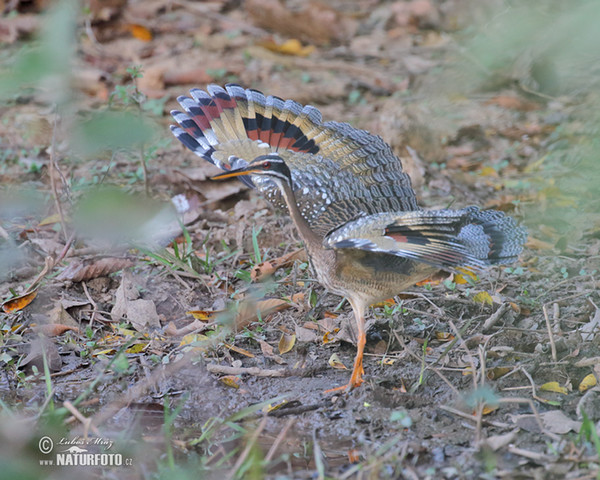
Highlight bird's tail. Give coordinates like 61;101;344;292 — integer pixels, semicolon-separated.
328;206;527;271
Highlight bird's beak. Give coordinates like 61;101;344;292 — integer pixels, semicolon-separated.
211;166;260;180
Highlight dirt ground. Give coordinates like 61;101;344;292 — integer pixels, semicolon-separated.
1;1;600;479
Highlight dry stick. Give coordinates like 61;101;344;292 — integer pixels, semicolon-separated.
264;417;295;463
63;400;101;438
392;331;461;397
24;231;76;294
81;281;98;329
206;364;286;377
225;415;269;480
438;405;510;429
49;112;68;243
507;445;550;462
448;320;479;390
542;304;558;363
482;302;510;332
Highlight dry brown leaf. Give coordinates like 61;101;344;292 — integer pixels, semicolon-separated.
251;248;307;281
235;292;304;330
32;324;79;336
128;23;153;41
294;325;318;343
111;273;160;331
540;411;581;435
20;337;62;372
278;333;296;354
224;343;255;358
246;0;356;46
258;339;285;364
57;257;134;282
2;289;38;313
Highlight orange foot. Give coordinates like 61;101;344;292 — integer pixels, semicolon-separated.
324;355;364;393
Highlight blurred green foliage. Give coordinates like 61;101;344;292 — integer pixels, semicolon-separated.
448;1;600;240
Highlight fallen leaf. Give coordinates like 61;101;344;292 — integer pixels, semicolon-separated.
486;367;512;380
259;38;315;56
435;332;454;342
235;292;304;330
57;257;134;282
294;325;318;343
32;324;79;336
246;0;356;46
476;404;499;416
578;373;597;393
454;268;478;285
128;23;153;41
2;289;38;313
278;333;296;354
347;448;360;463
125;343;148;354
180;333;209;347
258;339;285;364
126;299;161;332
224;343;255;358
328;353;347;370
473;291;493;306
220;375;241;389
540;381;568;395
251;248;307;281
20;337;62;372
185;310;214;321
540;410;581;434
38;213;63;226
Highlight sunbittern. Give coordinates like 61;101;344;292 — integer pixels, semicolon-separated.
170;84;527;391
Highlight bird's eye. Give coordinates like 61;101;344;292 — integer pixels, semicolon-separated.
263;161;271;169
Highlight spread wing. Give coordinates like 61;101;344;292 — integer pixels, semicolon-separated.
325;207;527;270
170;84;418;237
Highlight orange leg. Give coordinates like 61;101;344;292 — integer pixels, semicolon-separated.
325;307;366;393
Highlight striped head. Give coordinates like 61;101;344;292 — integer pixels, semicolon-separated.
212;153;292;186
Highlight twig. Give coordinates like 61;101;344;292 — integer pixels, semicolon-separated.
393;331;460;397
542;304;557;362
81;281;98;329
206;364;286;377
265;418;294;462
507;445;550;462
482;303;510;332
438;405;510;429
63;400;101;437
448;320;478;390
48;111;69;242
24;231;76;294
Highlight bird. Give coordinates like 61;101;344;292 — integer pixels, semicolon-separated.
170;84;527;392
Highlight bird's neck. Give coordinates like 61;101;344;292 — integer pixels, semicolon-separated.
280;181;322;248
